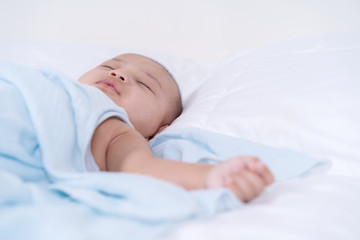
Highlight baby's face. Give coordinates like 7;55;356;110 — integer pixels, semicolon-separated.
79;53;180;139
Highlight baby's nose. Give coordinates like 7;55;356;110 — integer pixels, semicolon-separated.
110;71;126;81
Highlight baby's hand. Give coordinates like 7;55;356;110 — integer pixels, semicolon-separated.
205;156;274;202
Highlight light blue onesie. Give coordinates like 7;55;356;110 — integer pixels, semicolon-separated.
0;63;132;181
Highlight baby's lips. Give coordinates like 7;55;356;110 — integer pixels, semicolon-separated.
97;79;121;94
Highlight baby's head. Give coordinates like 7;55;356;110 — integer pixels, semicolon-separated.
79;53;182;139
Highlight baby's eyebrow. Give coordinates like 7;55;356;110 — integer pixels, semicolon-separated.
111;58;123;63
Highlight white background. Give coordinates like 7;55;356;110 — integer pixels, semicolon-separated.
1;0;360;63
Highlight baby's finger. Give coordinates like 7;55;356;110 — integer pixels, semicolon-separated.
245;160;274;186
227;182;246;202
232;170;261;202
245;159;265;174
260;165;275;185
240;170;266;196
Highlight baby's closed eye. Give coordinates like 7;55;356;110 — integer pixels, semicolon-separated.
101;65;114;70
138;81;153;92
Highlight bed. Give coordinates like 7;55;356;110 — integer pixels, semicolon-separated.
1;1;360;240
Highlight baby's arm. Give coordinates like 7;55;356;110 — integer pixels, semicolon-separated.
91;118;274;201
91;117;211;190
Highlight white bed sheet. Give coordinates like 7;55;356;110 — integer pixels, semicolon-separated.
162;175;360;240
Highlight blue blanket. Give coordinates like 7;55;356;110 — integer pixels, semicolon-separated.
0;63;328;240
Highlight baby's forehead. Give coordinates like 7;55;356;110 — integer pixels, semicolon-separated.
112;53;173;79
113;54;159;68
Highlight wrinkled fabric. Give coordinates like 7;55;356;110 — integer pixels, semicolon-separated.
0;63;242;240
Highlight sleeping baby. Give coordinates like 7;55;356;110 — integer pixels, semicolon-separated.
0;53;273;203
78;53;274;202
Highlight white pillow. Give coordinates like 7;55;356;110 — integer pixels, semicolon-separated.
169;32;360;176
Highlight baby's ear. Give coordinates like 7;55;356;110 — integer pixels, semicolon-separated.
155;125;168;136
148;125;168;141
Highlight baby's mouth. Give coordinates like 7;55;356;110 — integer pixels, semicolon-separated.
96;79;120;95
